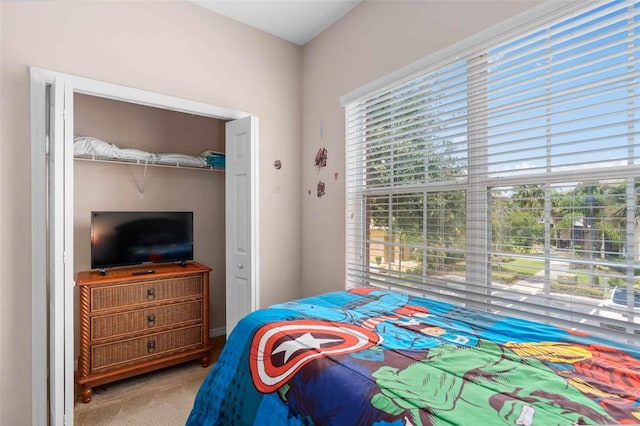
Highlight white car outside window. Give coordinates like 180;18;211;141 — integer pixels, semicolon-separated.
599;287;640;335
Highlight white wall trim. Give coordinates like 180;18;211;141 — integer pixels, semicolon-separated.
209;326;226;338
30;67;249;120
30;67;49;426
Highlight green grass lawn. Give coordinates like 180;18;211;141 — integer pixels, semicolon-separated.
493;258;544;276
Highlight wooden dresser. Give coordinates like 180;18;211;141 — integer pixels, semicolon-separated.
75;261;212;403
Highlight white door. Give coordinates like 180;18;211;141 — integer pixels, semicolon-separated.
225;116;259;336
49;77;75;425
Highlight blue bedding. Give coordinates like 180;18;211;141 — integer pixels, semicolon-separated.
187;288;640;425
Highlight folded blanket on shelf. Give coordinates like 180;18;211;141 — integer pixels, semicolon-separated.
205;154;225;168
74;136;223;169
157;153;207;168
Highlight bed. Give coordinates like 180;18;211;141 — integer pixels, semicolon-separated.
187;288;640;425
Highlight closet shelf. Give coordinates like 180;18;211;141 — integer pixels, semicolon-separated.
74;154;224;171
73;136;224;171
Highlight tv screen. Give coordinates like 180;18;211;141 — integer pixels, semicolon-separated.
91;211;194;270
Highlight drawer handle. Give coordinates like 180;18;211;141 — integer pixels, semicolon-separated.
147;340;156;353
147;314;156;325
146;288;156;300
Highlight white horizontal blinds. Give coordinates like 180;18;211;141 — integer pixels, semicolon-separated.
346;59;470;291
485;2;640;177
486;180;640;338
346;61;469;191
481;2;640;343
346;0;640;345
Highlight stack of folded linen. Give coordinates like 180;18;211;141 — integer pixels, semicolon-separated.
205;152;225;169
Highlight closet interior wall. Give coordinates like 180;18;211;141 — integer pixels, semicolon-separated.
72;93;227;358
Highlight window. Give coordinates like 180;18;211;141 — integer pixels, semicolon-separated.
344;0;640;345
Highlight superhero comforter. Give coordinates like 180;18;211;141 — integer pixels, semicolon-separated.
187;288;640;425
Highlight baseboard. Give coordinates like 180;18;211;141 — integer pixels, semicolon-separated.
209;326;225;338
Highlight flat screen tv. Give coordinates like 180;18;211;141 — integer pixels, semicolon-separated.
91;211;194;270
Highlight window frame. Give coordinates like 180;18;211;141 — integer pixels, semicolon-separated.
343;0;640;345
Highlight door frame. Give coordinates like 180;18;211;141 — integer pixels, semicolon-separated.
30;67;259;425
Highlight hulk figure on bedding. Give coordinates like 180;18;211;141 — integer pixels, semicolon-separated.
369;340;615;426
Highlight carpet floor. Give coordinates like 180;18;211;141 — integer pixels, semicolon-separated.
74;336;224;426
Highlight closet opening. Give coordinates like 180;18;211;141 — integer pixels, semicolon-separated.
30;67;259;425
72;92;229;346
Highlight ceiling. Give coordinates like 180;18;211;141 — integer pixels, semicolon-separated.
191;0;361;45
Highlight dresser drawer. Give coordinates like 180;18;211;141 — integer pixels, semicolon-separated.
91;300;203;341
91;324;203;371
90;276;202;311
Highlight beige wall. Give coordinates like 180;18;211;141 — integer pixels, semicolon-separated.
300;0;543;298
0;1;302;424
74;93;227;154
